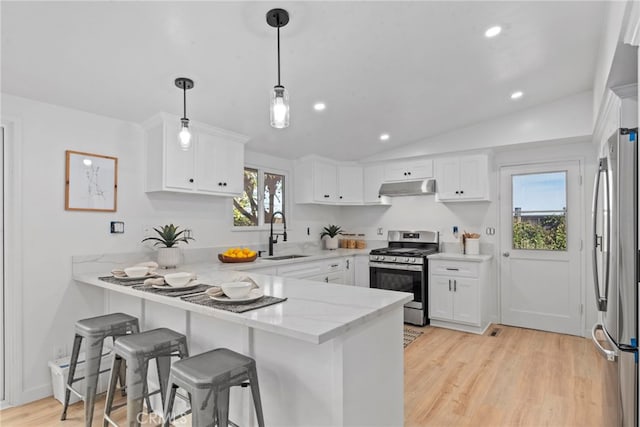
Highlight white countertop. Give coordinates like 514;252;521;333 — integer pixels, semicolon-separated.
74;262;411;345
215;248;372;271
427;252;493;262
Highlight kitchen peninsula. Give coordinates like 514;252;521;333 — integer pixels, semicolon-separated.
73;257;411;426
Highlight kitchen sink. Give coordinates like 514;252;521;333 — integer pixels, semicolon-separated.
262;254;310;261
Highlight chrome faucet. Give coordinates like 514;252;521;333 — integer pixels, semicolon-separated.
268;211;287;256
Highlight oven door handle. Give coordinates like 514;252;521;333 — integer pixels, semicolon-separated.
369;262;423;272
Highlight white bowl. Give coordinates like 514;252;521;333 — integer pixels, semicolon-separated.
164;272;193;287
124;266;149;278
221;282;252;299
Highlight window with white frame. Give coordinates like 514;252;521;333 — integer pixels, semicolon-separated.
233;166;286;227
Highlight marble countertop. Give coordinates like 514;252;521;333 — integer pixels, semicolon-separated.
427;252;493;262
74;263;411;345
217;248;373;271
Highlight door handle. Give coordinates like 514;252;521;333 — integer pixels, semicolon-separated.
502;252;510;257
592;157;610;312
591;323;617;362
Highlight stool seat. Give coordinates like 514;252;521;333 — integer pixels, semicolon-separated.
61;313;139;427
104;328;188;427
75;313;138;336
170;348;255;388
163;348;265;427
114;328;186;356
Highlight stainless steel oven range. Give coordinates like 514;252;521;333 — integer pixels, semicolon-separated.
369;230;439;326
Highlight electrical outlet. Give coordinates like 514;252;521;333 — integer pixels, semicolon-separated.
377;227;383;236
110;221;124;233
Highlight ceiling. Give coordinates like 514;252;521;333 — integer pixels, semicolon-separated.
1;1;606;161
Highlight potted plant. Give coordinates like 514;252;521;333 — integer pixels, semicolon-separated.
142;224;194;268
320;225;342;250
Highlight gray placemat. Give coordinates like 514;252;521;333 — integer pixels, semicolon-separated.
132;283;212;297
99;276;148;286
181;293;287;313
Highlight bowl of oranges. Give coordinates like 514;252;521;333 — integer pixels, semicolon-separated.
218;247;258;263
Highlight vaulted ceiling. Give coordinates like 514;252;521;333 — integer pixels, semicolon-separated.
1;1;605;160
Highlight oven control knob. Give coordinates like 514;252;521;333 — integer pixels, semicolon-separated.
391;257;397;262
404;257;411;262
377;256;384;261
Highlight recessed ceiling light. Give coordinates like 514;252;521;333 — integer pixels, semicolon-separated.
313;102;326;111
379;133;390;142
484;26;502;38
510;91;524;100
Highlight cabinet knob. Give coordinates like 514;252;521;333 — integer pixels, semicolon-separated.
407;171;411;175
189;178;194;183
460;190;464;194
223;182;227;186
218;182;223;186
404;172;407;176
324;194;330;198
339;196;343;199
455;191;459;194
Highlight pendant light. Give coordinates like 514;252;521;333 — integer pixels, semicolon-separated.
267;8;290;129
175;77;194;150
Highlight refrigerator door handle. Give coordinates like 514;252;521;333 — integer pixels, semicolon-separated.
591;158;609;312
591;323;618;362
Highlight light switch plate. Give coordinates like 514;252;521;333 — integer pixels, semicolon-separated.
110;221;124;234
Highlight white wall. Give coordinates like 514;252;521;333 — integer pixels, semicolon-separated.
1;94;338;403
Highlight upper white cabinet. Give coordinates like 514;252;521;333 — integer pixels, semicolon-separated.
143;113;248;196
363;164;391;205
295;157;363;205
384;159;433;182
434;154;490;202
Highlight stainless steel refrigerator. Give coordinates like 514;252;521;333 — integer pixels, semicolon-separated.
592;126;638;427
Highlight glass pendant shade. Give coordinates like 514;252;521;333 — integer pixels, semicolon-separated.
270;85;290;129
178;118;192;151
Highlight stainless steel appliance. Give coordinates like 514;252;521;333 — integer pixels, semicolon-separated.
591;126;638;427
369;230;439;326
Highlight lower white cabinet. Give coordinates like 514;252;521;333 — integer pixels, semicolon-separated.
354;255;370;287
428;256;492;334
276;257;353;285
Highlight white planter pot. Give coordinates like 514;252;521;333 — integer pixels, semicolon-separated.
324;236;339;250
157;247;181;268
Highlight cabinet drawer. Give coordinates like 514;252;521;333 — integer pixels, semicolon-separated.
430;260;479;278
277;261;324;278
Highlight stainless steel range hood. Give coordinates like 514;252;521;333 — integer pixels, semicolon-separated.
378;179;436;197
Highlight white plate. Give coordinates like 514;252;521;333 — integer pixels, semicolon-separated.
208;288;264;304
152;280;201;291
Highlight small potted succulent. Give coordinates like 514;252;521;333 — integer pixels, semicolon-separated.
142;224;194;268
320;225;342;250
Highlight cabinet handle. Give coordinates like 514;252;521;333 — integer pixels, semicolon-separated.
330;263;339;268
325;277;329;283
189;178;194;183
324;194;330;198
223;182;227;186
346;260;350;269
448;279;452;291
454;280;457;292
407;171;411;175
455;191;459;194
403;172;407;176
445;267;459;271
460;190;464;194
218;182;223;186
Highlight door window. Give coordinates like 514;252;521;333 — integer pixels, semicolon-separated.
512;171;567;251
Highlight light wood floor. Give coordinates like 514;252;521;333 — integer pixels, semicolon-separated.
1;325;607;426
405;324;608;427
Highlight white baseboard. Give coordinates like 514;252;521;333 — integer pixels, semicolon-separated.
17;383;52;406
0;400;15;410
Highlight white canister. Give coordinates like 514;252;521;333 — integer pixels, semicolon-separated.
464;238;480;255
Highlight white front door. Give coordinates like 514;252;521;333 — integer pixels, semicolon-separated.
499;161;582;336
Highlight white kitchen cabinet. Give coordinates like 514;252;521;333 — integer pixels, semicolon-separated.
143;112;248;196
434;154;490;201
384;159;433;182
363;165;391;205
428;257;491;334
354;255;370;287
276;257;353;285
294;157;363;205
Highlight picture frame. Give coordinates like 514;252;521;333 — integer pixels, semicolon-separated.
65;150;118;212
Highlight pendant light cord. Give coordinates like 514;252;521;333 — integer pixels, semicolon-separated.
277;14;281;86
182;85;187;120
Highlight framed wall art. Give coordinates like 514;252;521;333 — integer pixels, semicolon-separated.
65;150;118;212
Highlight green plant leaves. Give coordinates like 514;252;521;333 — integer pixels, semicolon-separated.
320;224;343;238
141;223;194;248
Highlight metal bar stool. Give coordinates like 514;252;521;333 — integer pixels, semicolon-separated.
162;348;265;427
61;312;140;427
103;327;189;427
